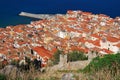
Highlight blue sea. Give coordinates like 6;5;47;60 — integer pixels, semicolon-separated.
0;0;120;27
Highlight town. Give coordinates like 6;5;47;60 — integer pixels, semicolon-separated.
0;10;120;68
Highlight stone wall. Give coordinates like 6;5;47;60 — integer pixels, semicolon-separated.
59;60;90;70
48;52;97;71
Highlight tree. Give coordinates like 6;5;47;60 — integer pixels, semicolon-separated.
67;51;88;62
52;49;63;65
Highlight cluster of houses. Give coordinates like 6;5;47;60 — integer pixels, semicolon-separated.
0;10;120;66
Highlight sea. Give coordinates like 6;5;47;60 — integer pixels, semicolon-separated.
0;0;120;27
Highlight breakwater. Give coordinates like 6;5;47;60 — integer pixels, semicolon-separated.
19;12;54;19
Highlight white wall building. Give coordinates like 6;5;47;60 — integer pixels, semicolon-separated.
100;40;119;53
57;31;67;38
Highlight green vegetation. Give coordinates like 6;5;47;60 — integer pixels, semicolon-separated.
67;51;88;62
81;53;120;80
51;50;88;65
0;74;6;80
11;60;19;66
83;53;120;73
51;50;63;65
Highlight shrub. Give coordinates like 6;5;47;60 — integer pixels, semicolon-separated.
82;53;120;73
77;53;120;80
0;74;6;80
67;51;88;62
51;49;63;65
51;50;88;65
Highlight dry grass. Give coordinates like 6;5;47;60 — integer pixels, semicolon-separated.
82;69;120;80
1;66;120;80
1;65;40;80
1;60;120;80
79;64;120;80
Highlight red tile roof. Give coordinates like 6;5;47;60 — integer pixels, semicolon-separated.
91;33;101;39
107;36;120;42
78;37;86;43
101;48;113;54
71;46;88;53
67;10;74;14
68;17;77;21
33;46;52;59
82;12;92;15
91;47;101;52
0;10;120;63
8;55;19;60
114;43;120;47
92;40;101;47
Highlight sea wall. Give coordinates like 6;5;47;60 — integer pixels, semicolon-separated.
19;12;54;19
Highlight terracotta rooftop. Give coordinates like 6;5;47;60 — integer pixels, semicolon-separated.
33;46;52;59
107;36;120;42
0;10;119;63
101;48;113;54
